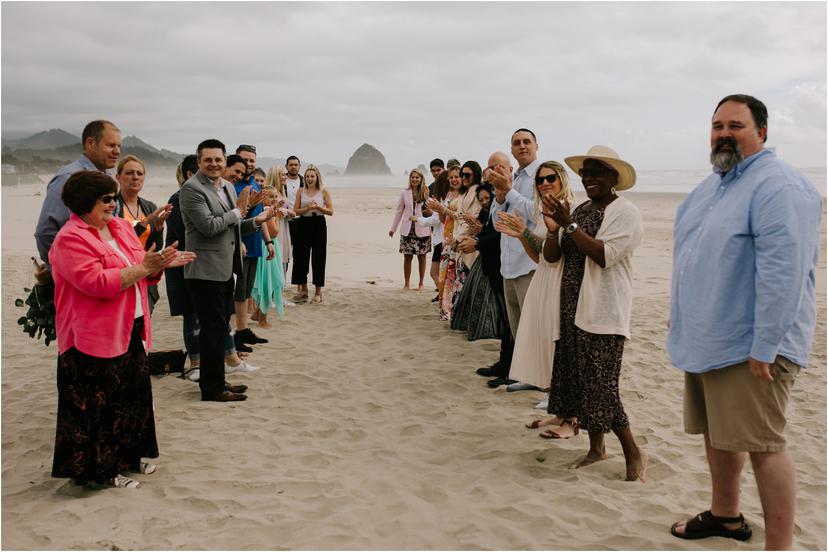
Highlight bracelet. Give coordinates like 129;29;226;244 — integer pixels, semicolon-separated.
265;240;274;246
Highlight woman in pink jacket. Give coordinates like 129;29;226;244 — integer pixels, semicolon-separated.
388;168;432;290
49;171;194;489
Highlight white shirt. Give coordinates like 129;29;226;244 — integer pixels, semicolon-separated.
285;177;302;207
106;239;144;320
489;158;541;279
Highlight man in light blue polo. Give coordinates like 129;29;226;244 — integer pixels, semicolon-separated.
668;94;821;550
483;128;541;388
34;120;122;265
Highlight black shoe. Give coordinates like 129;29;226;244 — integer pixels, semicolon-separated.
224;383;248;394
487;377;517;388
237;328;268;344
431;295;439;302
476;366;498;377
233;335;254;353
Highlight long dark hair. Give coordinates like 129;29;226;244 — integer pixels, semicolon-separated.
462;160;482;187
431;171;450;201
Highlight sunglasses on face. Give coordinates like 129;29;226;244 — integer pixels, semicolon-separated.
535;174;559;185
461;172;473;179
99;194;118;204
578;167;615;179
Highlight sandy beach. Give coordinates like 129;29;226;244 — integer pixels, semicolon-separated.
1;184;825;550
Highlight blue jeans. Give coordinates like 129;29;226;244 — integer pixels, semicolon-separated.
182;313;235;362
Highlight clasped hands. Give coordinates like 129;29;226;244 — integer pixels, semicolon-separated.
237;186;277;223
141;241;196;273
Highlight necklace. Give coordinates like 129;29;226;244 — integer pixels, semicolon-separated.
120;195;142;224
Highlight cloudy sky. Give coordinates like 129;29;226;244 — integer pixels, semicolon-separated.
2;1;825;172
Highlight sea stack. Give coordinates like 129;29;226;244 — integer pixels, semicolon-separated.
345;143;391;175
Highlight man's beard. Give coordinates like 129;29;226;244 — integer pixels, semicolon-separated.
710;137;744;172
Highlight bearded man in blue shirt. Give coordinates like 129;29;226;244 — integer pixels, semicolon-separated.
668;94;821;550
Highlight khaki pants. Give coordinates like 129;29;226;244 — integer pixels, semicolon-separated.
503;271;534;340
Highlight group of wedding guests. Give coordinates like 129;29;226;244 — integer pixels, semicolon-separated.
388;131;647;481
35;120;334;489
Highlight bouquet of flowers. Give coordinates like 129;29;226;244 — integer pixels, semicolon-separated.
16;258;56;346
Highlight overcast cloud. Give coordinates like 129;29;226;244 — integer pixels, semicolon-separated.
2;1;825;172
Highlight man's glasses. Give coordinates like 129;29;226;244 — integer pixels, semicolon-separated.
535;174;559;185
462;172;473;179
99;194;118;204
578;167;615;179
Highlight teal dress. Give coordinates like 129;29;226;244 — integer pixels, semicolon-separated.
252;237;285;319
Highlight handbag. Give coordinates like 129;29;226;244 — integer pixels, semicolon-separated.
147;349;187;376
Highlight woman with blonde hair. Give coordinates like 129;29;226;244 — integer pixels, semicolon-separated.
388;168;432;290
495;161;573;400
264;165;294;275
292;165;333;304
251;185;287;327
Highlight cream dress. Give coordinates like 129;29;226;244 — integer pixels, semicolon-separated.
508;221;564;389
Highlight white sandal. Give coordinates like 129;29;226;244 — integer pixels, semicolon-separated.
140;462;157;475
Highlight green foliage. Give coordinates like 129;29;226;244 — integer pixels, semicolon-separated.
16;282;56;346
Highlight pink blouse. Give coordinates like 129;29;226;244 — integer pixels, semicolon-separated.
49;214;161;358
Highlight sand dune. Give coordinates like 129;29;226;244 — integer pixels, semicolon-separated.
2;188;825;550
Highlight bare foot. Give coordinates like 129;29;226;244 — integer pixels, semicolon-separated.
569;448;608;469
258;320;272;329
417;284;425;290
625;451;649;483
250;311;259;321
539;419;579;439
526;415;562;429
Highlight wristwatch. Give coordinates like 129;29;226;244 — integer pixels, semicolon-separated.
565;222;579;234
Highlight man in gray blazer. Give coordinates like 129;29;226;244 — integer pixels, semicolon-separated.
180;139;275;402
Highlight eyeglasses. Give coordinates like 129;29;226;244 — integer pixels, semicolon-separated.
535;174;559;185
237;144;256;153
99;194;118;204
578;167;615;179
461;172;473;179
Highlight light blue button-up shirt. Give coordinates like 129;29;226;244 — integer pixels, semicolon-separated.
667;148;822;373
34;154;109;264
490;158;540;279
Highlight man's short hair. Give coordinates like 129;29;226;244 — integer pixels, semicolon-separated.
226;154;245;168
82;120;119;144
446;158;461;169
253;167;266;179
286;155;300;165
236;144;257;155
511;128;537;143
181;154;198;177
714;94;769;143
61;170;117;215
197;139;226;158
429;158;445;169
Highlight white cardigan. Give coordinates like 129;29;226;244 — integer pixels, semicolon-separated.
573;196;643;339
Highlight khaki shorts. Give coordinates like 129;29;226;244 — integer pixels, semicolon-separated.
684;356;800;453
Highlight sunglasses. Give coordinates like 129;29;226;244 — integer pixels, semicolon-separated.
578;167;615;179
535;174;559;185
99;194;118;204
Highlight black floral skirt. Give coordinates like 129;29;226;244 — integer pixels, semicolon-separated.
451;257;504;341
400;226;432;255
52;317;158;484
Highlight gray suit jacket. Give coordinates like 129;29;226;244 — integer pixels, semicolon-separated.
180;171;258;282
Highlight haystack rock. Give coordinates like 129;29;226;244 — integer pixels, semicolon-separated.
345;143;391;175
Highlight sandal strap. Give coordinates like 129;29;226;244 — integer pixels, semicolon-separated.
699;510;744;524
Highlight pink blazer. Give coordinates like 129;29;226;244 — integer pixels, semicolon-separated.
389;189;430;238
49;214;161;358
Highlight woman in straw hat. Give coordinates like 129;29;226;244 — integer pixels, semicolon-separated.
541;145;648;482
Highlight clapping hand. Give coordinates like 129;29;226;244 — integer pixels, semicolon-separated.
425;197;443;214
493;211;527;238
488;164;512;193
141;241;196;273
147;203;174;232
459;213;483;236
248;189;263;208
540;194;571;228
236;186;252;215
457;236;477;254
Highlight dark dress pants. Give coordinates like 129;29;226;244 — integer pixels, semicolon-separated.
189;277;234;400
488;273;513;377
291;216;327;287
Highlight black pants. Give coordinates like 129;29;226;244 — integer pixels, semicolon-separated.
188;277;234;399
291;216;327;287
488;273;513;377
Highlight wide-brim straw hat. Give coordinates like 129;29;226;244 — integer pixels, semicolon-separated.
564;145;636;192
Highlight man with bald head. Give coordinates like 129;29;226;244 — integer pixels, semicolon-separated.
477;129;541;388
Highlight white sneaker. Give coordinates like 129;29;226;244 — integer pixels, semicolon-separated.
187;369;200;382
535;398;549;410
225;361;258;374
284;300;296;307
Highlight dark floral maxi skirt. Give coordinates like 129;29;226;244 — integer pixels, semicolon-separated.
52;317;158;484
451;257;504;341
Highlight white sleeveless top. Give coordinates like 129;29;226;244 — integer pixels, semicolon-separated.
300;189;326;217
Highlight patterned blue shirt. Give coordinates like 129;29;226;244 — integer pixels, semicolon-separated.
234;175;264;258
667;149;822;373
